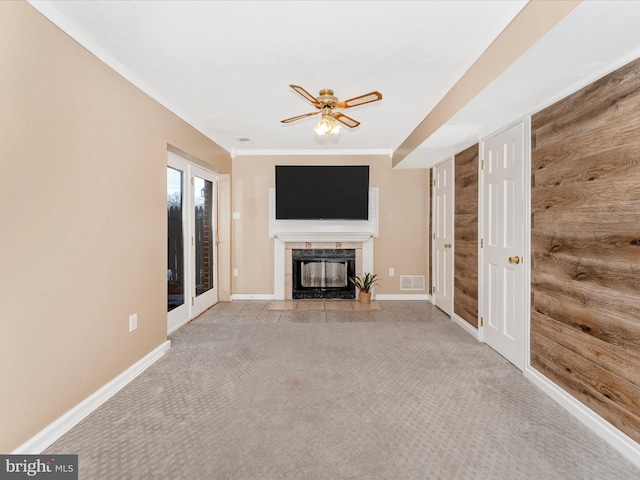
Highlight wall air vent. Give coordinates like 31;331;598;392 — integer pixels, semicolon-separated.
400;275;425;291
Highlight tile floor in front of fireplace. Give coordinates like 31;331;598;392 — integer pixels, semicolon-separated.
193;300;450;324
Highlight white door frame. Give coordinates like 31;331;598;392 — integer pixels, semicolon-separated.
478;117;531;370
167;152;219;334
191;163;219;318
432;156;455;316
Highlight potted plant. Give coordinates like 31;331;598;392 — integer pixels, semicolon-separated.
349;272;379;304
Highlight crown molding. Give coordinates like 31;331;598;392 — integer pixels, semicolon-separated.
26;1;225;151
231;148;393;159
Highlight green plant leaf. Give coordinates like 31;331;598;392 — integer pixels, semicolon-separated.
348;272;379;293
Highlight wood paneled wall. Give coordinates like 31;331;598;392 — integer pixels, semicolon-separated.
531;57;640;442
454;144;479;327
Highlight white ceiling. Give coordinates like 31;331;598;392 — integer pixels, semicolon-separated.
29;1;640;168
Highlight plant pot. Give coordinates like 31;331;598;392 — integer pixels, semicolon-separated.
358;291;371;304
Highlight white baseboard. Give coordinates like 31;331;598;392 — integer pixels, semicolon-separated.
374;294;431;301
230;294;275;300
12;340;171;454
526;366;640;468
452;313;479;340
167;317;190;335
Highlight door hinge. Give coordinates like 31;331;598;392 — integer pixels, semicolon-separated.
191;297;194;306
481;160;485;170
480;238;484;248
215;234;220;245
432;286;435;293
432;233;435;240
433;179;436;187
192;236;194;246
480;317;484;327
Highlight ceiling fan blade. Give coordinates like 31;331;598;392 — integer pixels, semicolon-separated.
338;91;382;109
333;113;360;128
289;84;320;106
280;111;320;124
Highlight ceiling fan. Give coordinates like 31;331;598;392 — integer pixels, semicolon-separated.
281;85;382;135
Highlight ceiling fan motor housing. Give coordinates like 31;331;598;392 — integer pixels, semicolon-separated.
317;89;339;108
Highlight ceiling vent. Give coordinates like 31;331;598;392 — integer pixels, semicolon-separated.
235;137;252;144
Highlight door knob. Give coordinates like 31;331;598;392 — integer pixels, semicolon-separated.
508;256;521;264
444;243;452;248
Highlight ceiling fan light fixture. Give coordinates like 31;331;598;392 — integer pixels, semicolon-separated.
313;116;334;136
282;85;381;135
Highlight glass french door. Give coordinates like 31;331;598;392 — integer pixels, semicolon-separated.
167;165;186;318
167;153;218;333
191;166;218;316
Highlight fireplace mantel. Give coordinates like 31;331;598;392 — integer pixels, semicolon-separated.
269;188;378;299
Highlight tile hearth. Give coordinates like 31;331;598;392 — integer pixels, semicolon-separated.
193;301;449;325
267;300;381;312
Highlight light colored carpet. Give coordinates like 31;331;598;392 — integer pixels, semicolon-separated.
46;306;639;479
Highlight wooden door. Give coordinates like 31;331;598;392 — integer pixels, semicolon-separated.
481;122;526;370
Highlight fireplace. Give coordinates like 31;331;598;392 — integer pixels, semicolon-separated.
292;249;356;299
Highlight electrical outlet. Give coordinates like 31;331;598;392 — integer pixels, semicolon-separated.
233;268;239;277
389;267;395;277
129;314;138;332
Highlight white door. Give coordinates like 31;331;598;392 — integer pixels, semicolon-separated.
481;121;526;371
167;158;189;331
191;165;218;317
167;153;218;334
432;157;454;316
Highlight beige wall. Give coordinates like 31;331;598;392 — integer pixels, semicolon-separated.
0;2;231;452
232;155;429;295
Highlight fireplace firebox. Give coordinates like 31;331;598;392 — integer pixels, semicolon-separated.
292;249;356;299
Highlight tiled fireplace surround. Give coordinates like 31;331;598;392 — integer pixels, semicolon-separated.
270;188;378;300
284;242;362;300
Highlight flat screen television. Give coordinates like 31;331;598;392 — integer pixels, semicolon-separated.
275;165;369;220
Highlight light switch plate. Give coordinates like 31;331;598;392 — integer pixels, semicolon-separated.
129;314;138;332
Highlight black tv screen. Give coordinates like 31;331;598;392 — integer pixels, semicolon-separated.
275;165;369;220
